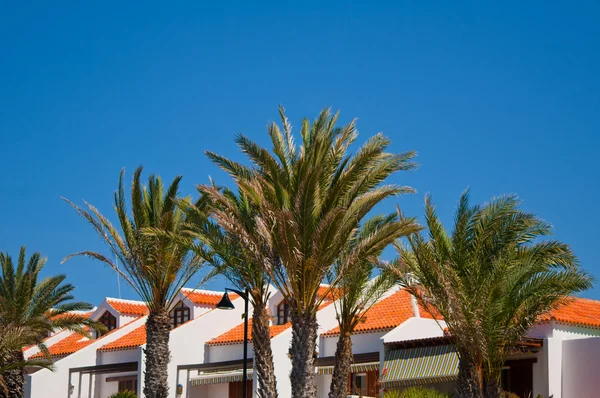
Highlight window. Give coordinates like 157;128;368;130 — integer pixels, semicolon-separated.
351;373;367;396
277;301;291;325
169;301;190;329
118;378;137;393
98;311;117;337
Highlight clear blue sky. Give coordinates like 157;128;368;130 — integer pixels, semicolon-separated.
1;2;599;305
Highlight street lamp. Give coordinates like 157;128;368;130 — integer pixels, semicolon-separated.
217;288;249;398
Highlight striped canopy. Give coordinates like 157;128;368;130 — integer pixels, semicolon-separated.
317;361;380;375
190;369;254;386
380;345;459;387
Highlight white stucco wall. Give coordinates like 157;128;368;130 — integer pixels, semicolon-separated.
382;318;447;344
562;337;600;397
25;315;147;398
171;296;248;398
188;382;229;398
316;374;333;398
321;331;387;358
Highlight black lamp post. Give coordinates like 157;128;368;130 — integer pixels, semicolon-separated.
217;287;249;398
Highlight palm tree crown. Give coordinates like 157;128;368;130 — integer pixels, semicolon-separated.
181;186;278;397
0;247;97;398
206;107;416;398
389;192;592;398
327;213;420;398
63;167;206;398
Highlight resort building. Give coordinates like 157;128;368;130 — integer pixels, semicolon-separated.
22;286;600;398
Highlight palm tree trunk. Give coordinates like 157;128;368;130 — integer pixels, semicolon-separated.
483;368;502;398
328;332;352;398
0;350;25;398
483;377;502;398
252;301;278;398
290;311;318;398
143;310;171;398
455;356;483;398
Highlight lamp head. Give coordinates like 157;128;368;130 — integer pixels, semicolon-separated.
216;292;235;310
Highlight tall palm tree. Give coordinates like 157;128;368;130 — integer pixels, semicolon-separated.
63;167;206;398
206;107;416;398
180;186;279;398
387;192;592;398
0;247;98;398
327;214;419;398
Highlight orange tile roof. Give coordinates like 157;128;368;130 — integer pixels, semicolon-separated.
323;289;436;336
182;289;238;306
30;331;93;359
107;298;149;316
540;297;600;328
207;319;292;345
317;285;336;301
99;325;147;352
208;300;334;346
49;310;94;320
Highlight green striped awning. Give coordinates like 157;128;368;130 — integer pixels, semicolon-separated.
380;345;459;387
190;369;254;386
317;362;380;375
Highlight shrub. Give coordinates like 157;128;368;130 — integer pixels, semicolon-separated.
383;386;450;398
108;391;137;398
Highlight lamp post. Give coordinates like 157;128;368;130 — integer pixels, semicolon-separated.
217;288;249;398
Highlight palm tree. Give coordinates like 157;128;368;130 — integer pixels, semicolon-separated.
206;107;416;398
180;186;279;398
387;192;592;398
327;214;419;398
63;167;206;398
0;324;55;395
0;247;98;398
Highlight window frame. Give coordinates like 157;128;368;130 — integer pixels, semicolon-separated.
277;300;291;325
169;301;191;329
98;311;117;337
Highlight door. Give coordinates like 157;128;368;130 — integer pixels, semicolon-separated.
501;360;533;398
509;362;533;398
228;380;252;398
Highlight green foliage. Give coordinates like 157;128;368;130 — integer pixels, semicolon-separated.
205;106;418;316
383;387;450;398
0;247;99;355
108;391;137;398
329;213;420;335
180;186;271;308
387;191;593;390
0;247;97;393
63;166;207;312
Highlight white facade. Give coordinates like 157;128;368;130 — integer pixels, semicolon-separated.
24;288;600;398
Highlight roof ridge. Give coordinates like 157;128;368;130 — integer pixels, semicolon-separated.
181;288;223;295
106;297;147;305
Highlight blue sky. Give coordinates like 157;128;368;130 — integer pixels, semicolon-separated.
1;1;599;304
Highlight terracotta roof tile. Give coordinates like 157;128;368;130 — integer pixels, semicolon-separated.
208;300;334;346
540;297;600;328
182;289;237;306
29;316;144;359
30;331;92;359
207;319;292;345
107;298;149;316
49;310;94;321
322;289;436;336
99;325;147;352
317;285;336;301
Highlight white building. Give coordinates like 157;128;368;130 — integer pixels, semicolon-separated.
23;287;600;398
